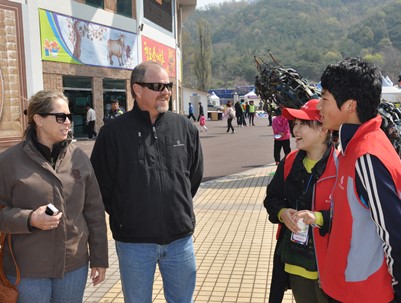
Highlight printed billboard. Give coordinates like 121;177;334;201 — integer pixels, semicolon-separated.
39;9;138;69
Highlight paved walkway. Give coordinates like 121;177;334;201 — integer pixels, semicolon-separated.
83;163;295;302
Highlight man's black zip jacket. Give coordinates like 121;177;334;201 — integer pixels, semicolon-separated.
91;103;204;245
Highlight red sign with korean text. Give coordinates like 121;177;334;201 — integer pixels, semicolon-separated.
142;36;176;77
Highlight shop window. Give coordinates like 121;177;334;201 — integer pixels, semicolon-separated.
64;91;93;137
63;76;93;137
117;0;132;17
86;0;104;9
144;0;172;32
63;76;92;89
103;79;125;90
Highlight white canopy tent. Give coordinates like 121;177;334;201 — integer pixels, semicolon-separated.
380;75;401;103
381;86;401;103
209;92;221;106
244;89;258;99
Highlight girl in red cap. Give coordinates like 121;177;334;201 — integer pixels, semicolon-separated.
264;99;337;303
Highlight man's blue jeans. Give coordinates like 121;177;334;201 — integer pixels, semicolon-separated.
8;265;88;303
116;235;196;303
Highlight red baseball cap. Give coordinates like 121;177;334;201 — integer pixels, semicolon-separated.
282;99;321;121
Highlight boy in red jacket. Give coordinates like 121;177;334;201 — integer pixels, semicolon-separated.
318;57;401;303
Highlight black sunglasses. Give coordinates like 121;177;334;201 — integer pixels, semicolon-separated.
136;82;173;92
39;113;72;124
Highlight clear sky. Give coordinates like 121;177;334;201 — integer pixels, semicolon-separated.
196;0;240;9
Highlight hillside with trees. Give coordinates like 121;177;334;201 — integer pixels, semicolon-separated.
182;0;401;90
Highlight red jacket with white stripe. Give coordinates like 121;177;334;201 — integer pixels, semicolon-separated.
321;116;401;303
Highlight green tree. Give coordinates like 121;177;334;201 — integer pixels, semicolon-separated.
194;19;212;91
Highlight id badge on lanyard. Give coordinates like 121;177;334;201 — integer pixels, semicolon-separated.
291;218;309;245
290;174;313;246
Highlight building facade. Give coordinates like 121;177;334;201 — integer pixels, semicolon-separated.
0;0;195;147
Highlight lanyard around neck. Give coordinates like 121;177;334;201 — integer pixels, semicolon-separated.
296;174;314;210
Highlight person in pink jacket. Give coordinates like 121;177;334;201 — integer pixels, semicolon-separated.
272;107;291;164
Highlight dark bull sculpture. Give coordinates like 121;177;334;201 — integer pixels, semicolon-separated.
254;53;401;157
254;54;320;109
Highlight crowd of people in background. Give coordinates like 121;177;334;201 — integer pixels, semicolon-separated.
186;98;290;143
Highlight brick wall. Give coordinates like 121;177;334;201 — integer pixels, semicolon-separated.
0;2;27;149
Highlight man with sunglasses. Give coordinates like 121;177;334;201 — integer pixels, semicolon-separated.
91;61;204;303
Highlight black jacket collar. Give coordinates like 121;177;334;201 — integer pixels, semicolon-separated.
133;101;166;126
339;123;360;153
27;128;68;167
293;144;332;180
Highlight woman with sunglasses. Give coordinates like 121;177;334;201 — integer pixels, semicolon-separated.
0;90;108;303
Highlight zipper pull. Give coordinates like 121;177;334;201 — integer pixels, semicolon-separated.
138;131;142;144
152;126;158;140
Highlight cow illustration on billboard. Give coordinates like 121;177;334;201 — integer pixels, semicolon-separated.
107;34;125;66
